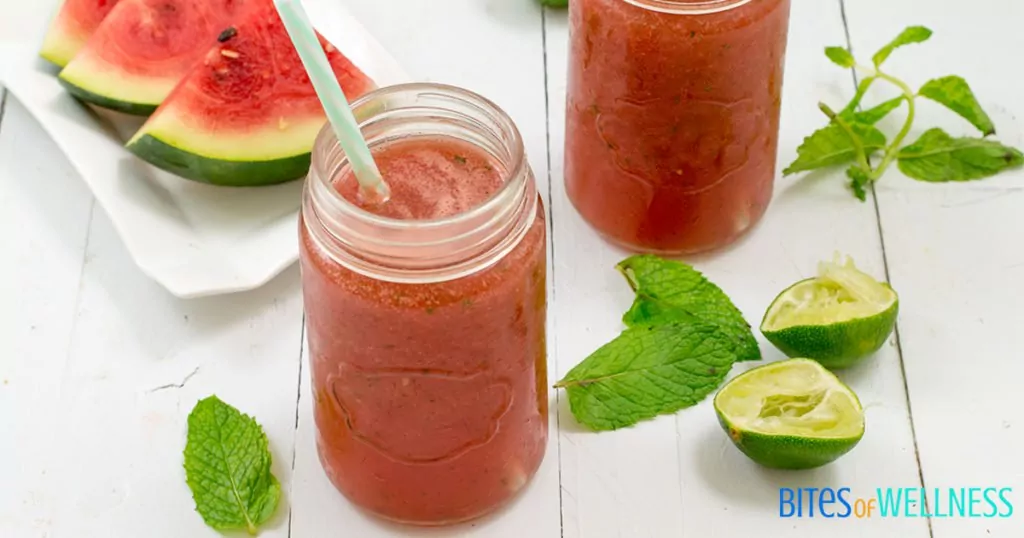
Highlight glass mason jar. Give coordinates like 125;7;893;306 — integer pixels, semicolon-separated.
565;0;792;254
299;84;548;525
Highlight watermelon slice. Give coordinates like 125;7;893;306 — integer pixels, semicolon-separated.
40;0;122;67
58;0;249;115
126;1;375;186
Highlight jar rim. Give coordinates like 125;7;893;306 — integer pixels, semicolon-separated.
310;82;527;232
622;0;753;14
304;82;537;283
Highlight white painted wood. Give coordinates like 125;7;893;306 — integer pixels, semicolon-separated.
288;1;562;537
7;0;1022;536
544;0;928;535
0;94;94;538
844;2;1024;536
38;214;303;538
2;87;304;538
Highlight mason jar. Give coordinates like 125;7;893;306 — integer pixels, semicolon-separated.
565;0;792;254
299;83;548;525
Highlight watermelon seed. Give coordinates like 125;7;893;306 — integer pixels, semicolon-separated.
325;43;336;53
220;49;240;59
279;117;290;131
218;27;238;43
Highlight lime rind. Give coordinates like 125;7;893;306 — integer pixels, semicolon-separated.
760;256;898;369
762;257;897;332
714;359;865;470
715;359;864;438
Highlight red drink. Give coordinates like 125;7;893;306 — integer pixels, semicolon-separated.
565;0;791;253
300;85;547;525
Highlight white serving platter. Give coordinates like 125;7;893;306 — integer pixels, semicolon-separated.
0;0;409;298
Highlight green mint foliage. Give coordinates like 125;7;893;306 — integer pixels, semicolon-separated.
897;128;1024;182
840;78;876;117
872;26;933;67
618;255;760;362
555;323;739;431
852;97;905;125
919;76;996;135
847;166;870;202
538;0;569;7
825;47;856;68
783;122;886;176
185;396;281;536
555;256;760;431
785;26;1022;199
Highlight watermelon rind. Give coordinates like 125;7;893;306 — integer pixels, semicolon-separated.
40;27;81;68
58;77;159;116
58;53;172;116
126;134;312;186
39;0;120;67
119;0;374;186
126;111;328;186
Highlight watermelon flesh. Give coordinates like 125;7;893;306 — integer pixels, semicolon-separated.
59;0;249;115
40;0;122;67
126;0;376;186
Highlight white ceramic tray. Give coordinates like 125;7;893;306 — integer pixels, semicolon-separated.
0;0;408;298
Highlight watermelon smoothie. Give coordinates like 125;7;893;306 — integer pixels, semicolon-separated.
300;85;547;525
565;0;791;253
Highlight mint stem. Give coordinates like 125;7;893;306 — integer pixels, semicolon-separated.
821;102;872;173
853;64;917;182
870;73;916;181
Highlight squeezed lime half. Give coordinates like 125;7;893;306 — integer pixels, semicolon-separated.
760;255;898;369
714;358;865;470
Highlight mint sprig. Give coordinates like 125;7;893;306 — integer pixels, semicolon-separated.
184;396;281;535
618;255;760;362
898;128;1024;182
784;26;1023;200
555;323;739;431
556;256;758;431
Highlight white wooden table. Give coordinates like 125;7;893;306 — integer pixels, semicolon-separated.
2;0;1022;536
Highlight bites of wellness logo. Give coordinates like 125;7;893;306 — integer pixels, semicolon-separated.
779;487;1014;519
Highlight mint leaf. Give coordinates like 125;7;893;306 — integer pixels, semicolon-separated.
185;396;281;535
919;76;996;135
618;255;760;362
872;26;932;67
853;97;904;125
847;166;870;201
839;77;876;117
897;128;1024;182
825;47;855;68
555;323;739;431
783;122;886;175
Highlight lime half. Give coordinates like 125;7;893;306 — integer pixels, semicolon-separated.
760;256;898;369
714;358;865;470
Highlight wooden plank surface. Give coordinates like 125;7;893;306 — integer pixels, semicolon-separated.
2;0;1022;536
1;85;305;538
0;91;95;538
844;1;1024;536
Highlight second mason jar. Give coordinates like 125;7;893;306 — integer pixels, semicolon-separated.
565;0;792;254
300;84;548;525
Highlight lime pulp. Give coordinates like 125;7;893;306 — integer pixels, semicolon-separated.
760;255;898;369
714;358;865;470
